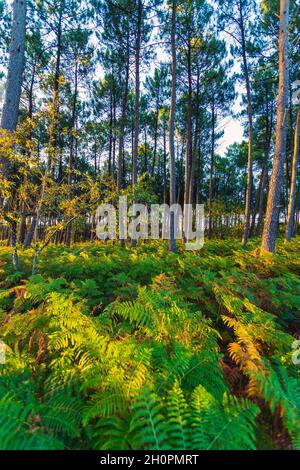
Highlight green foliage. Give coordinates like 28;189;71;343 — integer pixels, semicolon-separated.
102;383;258;450
0;393;64;450
0;237;299;449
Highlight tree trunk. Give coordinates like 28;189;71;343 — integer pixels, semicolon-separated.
250;86;274;237
18;209;26;244
48;4;63;173
24;215;37;248
94;137;98;177
0;0;26;177
169;0;177;253
144;127;147;173
240;2;253;247
253;161;268;237
131;0;142;248
112;84;116;181
108;87;113;176
117;33;130;192
261;0;290;253
187;63;200;235
208;100;215;240
65;58;78;247
117;33;130;248
285;105;300;241
152;84;160;174
183;36;192;240
163;123;167;205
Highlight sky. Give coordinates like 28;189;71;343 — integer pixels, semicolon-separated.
218;119;244;154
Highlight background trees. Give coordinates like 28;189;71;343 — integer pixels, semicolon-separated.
0;0;299;254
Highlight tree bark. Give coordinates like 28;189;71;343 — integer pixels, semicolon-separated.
208;100;215;240
112;83;116;181
117;32;130;248
131;0;142;248
163;122;167;205
117;33;130;192
152;82;160;174
169;0;177;253
240;1;253;247
285;105;300;241
0;0;26;177
187;63;200;236
183;36;192;240
250;86;274;237
108;87;113;176
24;215;37;248
261;0;290;253
65;58;78;247
48;4;63;172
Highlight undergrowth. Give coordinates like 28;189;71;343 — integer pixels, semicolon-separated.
0;237;299;450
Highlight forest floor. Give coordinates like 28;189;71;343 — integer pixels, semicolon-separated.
0;237;299;450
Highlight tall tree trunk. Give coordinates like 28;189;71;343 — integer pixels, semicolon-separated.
250;86;274;237
169;0;177;253
240;1;253;247
117;33;130;192
144;127;147;173
152;86;160;175
285;83;294;215
18;61;36;244
108;87;113;176
0;0;26;177
48;4;63;173
27;61;36;133
117;33;130;247
187;63;200;234
112;85;116;181
208;100;215;240
253;161;268;237
183;37;192;240
65;58;78;247
196;133;202;205
24;215;37;248
1;0;26;268
163;123;167;205
94;137;97;177
285;105;300;241
261;0;290;253
131;0;142;248
18;208;26;244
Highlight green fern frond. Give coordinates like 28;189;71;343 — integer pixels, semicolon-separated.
130;388;167;450
166;381;190;450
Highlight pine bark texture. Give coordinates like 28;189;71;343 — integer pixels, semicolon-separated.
261;0;290;253
169;0;177;253
0;0;26;177
285;105;300;241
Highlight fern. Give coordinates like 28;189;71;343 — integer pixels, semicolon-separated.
166;382;190;449
0;394;63;450
0;239;299;449
130;388;168;450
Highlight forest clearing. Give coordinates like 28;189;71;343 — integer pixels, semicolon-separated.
0;0;300;456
